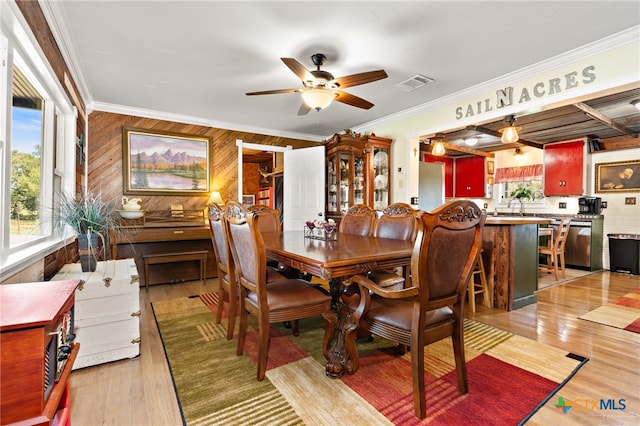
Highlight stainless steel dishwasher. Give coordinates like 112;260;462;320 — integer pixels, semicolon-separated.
549;216;604;270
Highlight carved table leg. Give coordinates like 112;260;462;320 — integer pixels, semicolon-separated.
322;281;361;378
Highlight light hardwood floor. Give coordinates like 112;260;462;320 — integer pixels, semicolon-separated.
69;271;640;425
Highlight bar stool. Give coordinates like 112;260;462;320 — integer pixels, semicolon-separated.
467;250;489;313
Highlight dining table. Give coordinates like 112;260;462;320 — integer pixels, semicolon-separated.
261;230;414;378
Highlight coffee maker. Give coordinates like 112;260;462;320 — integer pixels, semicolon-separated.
578;197;603;214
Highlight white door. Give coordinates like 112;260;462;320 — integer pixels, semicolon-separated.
283;146;325;231
419;161;444;211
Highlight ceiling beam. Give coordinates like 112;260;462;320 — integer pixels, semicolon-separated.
598;134;640;151
572;102;639;137
420;140;495;157
466;125;544;150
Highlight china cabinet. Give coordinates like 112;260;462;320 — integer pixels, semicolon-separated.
543;140;585;196
325;133;392;222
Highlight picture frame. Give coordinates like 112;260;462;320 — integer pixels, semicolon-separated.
122;127;211;195
595;160;640;193
242;194;255;205
487;160;494;175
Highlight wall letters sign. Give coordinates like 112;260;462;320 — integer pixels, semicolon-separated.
454;65;597;120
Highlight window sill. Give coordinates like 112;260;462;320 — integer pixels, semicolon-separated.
0;236;74;281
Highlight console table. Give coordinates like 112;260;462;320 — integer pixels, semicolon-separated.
110;224;217;286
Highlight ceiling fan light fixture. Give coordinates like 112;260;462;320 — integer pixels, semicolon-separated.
632;99;640;111
464;136;479;146
499;115;521;144
301;88;336;111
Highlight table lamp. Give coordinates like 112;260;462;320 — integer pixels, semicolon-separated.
208;191;224;206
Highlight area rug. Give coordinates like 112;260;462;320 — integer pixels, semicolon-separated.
578;289;640;334
152;293;589;426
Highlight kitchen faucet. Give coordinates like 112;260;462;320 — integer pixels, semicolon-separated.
508;199;525;216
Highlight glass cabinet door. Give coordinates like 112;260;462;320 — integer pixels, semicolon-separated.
354;154;365;205
327;155;338;213
372;146;389;210
339;152;350;212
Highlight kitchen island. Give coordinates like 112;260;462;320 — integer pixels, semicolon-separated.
482;216;552;310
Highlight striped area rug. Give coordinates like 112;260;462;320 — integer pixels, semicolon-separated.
579;289;640;333
152;293;588;425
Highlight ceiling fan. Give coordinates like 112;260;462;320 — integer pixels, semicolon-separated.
246;53;388;115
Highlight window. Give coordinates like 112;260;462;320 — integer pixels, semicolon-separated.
1;2;76;276
495;164;545;205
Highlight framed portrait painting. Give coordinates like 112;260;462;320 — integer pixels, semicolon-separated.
595;160;640;193
123;127;211;195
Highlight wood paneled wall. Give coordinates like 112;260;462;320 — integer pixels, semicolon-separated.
87;111;320;211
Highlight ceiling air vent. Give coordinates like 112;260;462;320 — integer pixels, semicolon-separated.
394;74;434;92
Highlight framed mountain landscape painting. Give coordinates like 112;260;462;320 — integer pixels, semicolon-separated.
123;127;211;195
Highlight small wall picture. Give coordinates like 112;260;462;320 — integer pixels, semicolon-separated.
242;194;255;205
595;160;640;193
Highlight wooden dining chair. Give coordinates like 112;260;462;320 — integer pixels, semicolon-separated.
208;203;238;340
224;208;331;381
539;218;571;280
246;203;308;334
349;199;485;419
367;202;419;290
338;204;376;236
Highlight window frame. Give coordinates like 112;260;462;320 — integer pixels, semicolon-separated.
1;1;77;278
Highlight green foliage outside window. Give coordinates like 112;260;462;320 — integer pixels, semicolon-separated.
502;180;544;202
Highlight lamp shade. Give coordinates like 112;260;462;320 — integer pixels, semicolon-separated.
432;141;446;156
464;137;478;146
500;126;520;144
301;88;336;111
208;191;224;205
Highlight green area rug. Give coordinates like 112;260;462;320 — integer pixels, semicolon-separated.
152;293;588;425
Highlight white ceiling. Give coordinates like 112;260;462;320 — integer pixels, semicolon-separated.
44;1;640;142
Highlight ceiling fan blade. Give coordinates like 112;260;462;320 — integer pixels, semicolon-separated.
281;58;314;82
246;88;301;96
333;70;388;89
334;90;374;109
297;103;312;116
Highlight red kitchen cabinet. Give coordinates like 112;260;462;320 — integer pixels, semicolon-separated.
543;140;585;196
424;153;454;198
455;156;486;198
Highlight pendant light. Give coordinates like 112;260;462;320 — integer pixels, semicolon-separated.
431;133;446;156
499;115;521;144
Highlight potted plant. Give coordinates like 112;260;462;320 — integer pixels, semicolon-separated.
509;186;532;216
56;191;118;271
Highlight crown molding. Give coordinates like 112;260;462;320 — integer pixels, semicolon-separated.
38;0;93;107
356;25;640;133
92;102;325;142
